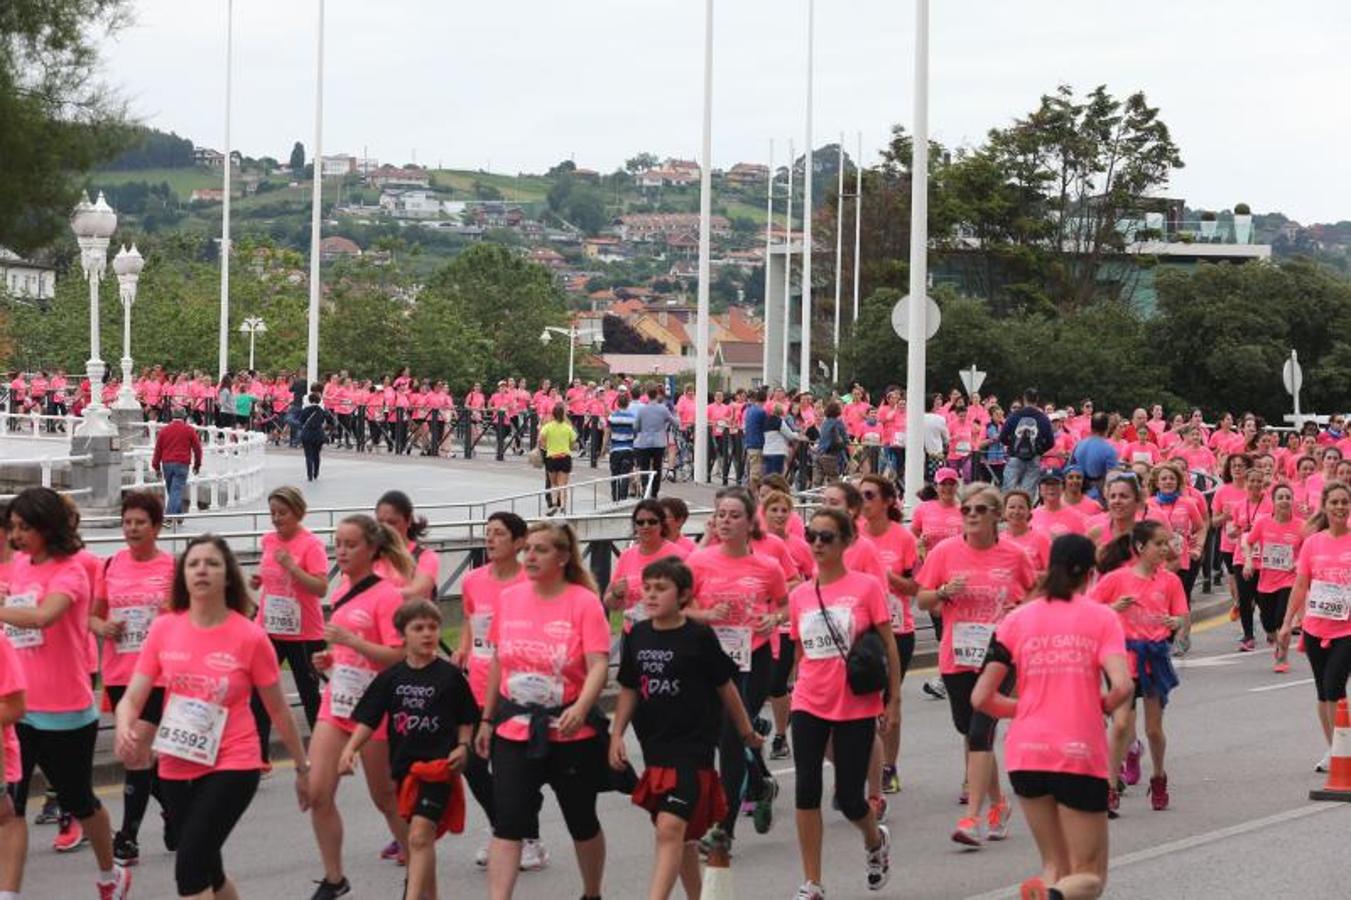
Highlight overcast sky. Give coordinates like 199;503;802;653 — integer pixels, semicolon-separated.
103;0;1350;222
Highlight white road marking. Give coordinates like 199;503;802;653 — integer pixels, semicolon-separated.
962;803;1345;900
1249;678;1315;693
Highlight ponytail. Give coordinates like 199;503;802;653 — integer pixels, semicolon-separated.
341;514;415;582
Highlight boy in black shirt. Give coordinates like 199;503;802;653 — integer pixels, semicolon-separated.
611;558;761;900
341;600;477;900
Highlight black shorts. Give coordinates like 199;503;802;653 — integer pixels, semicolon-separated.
104;684;166;726
1219;551;1234;574
407;778;453;824
882;632;916;705
545;455;573;474
1305;633;1351;702
13;721;101;818
1010;770;1109;814
490;736;604;842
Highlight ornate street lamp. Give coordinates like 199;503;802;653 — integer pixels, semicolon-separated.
112;244;145;411
69;192;118;436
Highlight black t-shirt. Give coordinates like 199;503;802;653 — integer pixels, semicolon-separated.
351;658;480;780
616;618;737;767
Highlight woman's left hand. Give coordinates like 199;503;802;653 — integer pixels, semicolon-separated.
323;624;355;648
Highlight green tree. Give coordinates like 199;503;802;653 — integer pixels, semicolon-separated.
565;188;606;235
0;0;135;252
625;152;658;174
289;142;306;176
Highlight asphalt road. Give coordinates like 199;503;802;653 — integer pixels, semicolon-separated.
19;614;1349;900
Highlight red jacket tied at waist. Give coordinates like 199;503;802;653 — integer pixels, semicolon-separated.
396;759;466;837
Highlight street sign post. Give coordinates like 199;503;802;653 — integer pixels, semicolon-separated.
891;294;941;342
959;364;986;397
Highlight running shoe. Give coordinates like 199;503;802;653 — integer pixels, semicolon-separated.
1274;660;1290;674
1107;787;1120;820
1123;739;1143;786
869;794;888;824
474;840;490;868
699;825;733;860
112;831;139;867
97;866;132;900
520;838;550;872
753;775;778;835
770;733;791;760
379;839;402;861
922;677;947;700
951;816;982;847
881;764;902;795
34;794;60;825
740;799;755;817
793;881;826;900
53;816;86;852
753;715;772;737
1316;750;1332;773
309;877;353;900
1019;876;1052;900
986;799;1012;840
865;824;891;891
1238;637;1255;652
1149;775;1169;811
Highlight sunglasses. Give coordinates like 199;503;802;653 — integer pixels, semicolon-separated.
634;518;662;527
960;504;994;516
804;528;839;545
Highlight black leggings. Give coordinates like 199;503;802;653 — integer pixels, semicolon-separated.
302;439;323;479
718;642;774;836
160;770;260;896
250;638;325;762
105;685;165;839
1236;568;1260;640
1257;587;1291;637
942;669;1012;753
490;736;602;842
1179;565;1200;607
791;711;876;820
1305;633;1351;702
13;721;101;819
769;638;796;699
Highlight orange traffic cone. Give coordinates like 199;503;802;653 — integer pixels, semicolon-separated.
1310;699;1351;801
702;828;737;900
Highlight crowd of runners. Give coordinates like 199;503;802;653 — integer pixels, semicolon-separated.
1;377;1350;899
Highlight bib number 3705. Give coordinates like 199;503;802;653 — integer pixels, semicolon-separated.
152;695;228;766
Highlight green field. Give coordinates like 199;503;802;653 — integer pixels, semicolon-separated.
428;168;552;203
87;166;222;197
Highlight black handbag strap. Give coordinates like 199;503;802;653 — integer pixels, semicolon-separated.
331;574;380;613
813;578;851;666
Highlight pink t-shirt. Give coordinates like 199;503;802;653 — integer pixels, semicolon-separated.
1222;492;1271;556
489;582;610;743
778;533;816;582
863;522;918;634
753;533;799;584
0;633;26;783
1296;531;1351;643
134;610;279;780
1032;504;1087;539
687;547;789;656
461;564;528;705
911;500;962;555
843;533;888;593
1146;497;1206;571
916;536;1037;674
1004;527;1051;571
996;598;1126;779
318;575;405;733
97;549;175;686
789;573;889;721
374;542;440;601
1245;514;1303;593
256;529;329;641
1091;566;1188;649
6;554;93;712
612;540;689;628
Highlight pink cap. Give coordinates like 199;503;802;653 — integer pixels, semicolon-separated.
934;467;960;484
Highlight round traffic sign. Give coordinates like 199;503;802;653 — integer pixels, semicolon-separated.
891;294;941;342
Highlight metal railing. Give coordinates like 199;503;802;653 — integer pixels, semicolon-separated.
0;411;80;441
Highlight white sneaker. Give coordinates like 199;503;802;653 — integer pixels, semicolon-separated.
474;841;489;868
519;838;549;871
1317;750;1332;773
865;824;891;891
794;881;826;900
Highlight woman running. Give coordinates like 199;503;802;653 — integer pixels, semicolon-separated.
974;534;1132;900
605;501;689;629
788;507;900;899
374;490;440;602
1278;481;1351;773
1003;490;1051;572
917;482;1037;847
249;486;329;766
1212;453;1252;625
307;515;415;898
1244;483;1304;672
1032;470;1088;539
538;402;579;514
761;489;814;761
473;521;611;900
89;491;175;868
1093;521;1187;816
685;487;789;851
115;535;311;900
911;468;964;700
1227;466;1273;651
858;474;918;795
0;487;127;899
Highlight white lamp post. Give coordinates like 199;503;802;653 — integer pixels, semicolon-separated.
70;191;118;436
111;244;145;411
238;316;267;371
540;326;578;385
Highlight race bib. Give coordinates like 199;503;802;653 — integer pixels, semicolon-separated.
799;607;854;661
262;594;302;637
469;612;495;659
888;594;907;632
507;671;563;707
110;604;157;654
1133;451;1153;464
952;622;996;668
3;592;42;650
714;625;753;672
153;694;228;766
1308;581;1351;622
329;664;377;718
1261;543;1294;572
1170;533;1184;557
